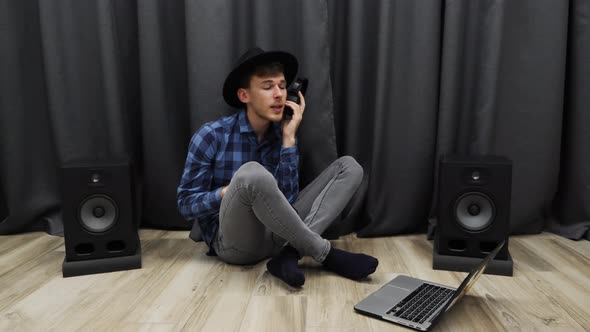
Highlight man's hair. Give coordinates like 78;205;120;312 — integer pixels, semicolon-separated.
238;62;285;88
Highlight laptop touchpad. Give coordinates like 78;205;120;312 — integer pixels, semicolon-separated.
377;285;412;300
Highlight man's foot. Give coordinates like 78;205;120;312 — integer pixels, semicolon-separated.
322;247;378;280
266;245;305;287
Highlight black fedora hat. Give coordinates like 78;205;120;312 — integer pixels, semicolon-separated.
223;47;298;108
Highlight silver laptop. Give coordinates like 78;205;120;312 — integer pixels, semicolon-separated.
354;241;505;331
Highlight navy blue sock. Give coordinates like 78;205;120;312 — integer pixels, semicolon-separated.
322;247;378;280
266;245;305;287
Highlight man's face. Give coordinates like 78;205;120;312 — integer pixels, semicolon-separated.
238;73;287;123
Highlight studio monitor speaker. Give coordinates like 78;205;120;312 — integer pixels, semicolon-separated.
434;155;513;276
61;160;141;277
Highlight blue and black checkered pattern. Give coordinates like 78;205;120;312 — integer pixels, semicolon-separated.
177;110;299;252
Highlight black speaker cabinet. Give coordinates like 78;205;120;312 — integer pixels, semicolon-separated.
61;160;141;277
434;155;513;276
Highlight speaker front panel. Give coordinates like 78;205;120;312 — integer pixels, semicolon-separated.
436;156;511;260
62;162;138;262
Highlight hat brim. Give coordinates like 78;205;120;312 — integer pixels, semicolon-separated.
223;51;298;108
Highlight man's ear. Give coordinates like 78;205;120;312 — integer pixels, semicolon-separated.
237;88;249;104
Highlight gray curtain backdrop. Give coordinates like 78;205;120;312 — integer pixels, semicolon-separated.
328;0;590;240
1;0;589;240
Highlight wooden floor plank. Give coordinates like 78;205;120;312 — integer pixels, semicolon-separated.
0;231;588;331
0;233;62;277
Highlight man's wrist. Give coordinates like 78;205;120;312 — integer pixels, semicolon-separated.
282;137;296;147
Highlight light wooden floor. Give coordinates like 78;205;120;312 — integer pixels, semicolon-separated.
0;230;588;331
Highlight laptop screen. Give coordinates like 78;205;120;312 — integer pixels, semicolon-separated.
443;241;505;312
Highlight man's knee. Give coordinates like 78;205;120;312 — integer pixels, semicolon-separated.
233;162;277;189
337;156;363;183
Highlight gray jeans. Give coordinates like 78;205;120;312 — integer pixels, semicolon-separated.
212;156;363;265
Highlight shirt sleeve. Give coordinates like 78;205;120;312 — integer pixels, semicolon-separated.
177;125;222;220
275;145;299;203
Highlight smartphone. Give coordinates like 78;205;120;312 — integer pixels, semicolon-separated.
283;78;308;120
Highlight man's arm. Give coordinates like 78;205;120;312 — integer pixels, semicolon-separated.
177;126;223;220
275;146;299;203
275;91;305;203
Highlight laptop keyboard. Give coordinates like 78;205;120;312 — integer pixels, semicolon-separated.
387;283;454;325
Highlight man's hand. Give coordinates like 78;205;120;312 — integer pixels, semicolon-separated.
282;91;305;147
220;186;228;198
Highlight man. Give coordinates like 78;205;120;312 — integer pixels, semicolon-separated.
177;47;378;287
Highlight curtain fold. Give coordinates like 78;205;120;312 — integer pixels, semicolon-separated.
137;0;190;228
0;0;60;234
329;0;444;236
551;0;590;240
1;0;588;241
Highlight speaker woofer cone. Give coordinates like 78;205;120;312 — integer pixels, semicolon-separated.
78;194;118;233
454;192;495;232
